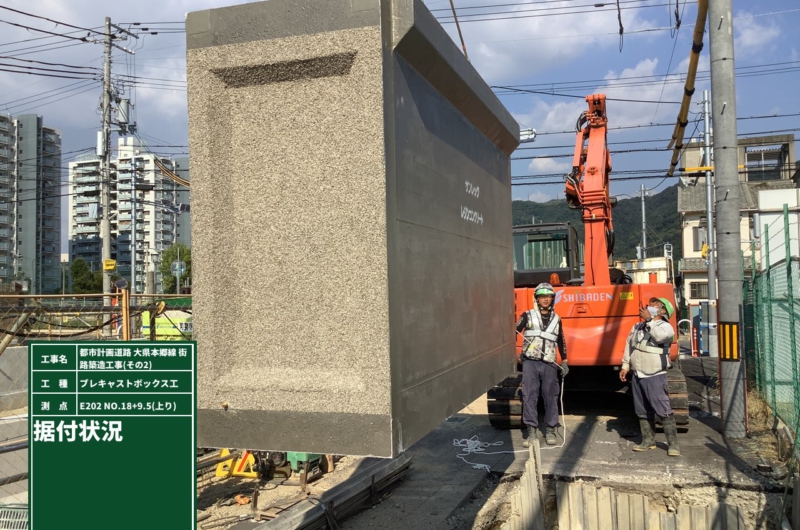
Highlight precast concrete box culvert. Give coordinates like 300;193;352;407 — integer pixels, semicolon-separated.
186;0;520;457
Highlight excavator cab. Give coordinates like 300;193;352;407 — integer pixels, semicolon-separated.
512;222;580;289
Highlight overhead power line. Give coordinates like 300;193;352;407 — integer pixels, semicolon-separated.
0;6;105;36
0;18;93;43
436;2;671;23
494;85;680;104
0;55;99;70
0;67;94;80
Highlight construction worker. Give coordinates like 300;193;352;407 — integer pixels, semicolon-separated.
516;283;568;447
619;297;680;457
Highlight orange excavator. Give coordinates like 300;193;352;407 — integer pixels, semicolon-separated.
488;94;688;430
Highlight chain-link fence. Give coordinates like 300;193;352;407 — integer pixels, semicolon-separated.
745;206;800;437
0;293;191;514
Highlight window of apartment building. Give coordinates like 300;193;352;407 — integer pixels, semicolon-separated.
692;226;707;252
690;282;709;299
745;147;783;182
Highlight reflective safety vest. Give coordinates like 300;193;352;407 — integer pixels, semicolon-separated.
628;326;671;376
522;310;561;363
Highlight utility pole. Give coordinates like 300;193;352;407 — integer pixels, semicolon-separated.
709;0;746;437
131;158;137;295
640;184;647;259
703;90;718;359
100;17;112;335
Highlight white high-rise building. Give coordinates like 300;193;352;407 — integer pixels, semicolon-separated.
0;113;61;294
68;137;190;294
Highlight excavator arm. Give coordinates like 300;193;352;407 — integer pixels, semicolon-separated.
564;94;614;286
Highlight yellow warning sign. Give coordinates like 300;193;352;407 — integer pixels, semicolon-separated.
719;322;740;362
619;292;634;300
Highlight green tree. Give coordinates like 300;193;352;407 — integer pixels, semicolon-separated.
159;243;191;294
70;258;102;294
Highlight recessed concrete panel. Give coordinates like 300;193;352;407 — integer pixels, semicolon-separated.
187;0;519;457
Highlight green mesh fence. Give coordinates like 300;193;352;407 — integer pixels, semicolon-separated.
746;260;800;433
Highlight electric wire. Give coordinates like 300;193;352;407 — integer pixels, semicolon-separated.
0;18;93;43
651;0;687;120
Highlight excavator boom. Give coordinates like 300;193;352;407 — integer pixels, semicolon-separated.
564;94;614;286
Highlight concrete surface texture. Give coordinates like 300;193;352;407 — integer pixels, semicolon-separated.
186;0;519;457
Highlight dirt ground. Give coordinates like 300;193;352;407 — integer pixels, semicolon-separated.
194;360;793;530
462;388;792;530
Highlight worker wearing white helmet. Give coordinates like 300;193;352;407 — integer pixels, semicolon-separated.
516;282;568;446
620;296;680;457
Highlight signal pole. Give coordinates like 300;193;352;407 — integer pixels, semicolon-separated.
709;0;746;437
703;90;718;359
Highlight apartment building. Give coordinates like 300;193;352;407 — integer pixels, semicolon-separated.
0;113;61;294
677;134;797;308
68;137;188;294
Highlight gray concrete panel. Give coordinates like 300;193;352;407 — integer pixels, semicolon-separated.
187;0;518;457
387;53;515;452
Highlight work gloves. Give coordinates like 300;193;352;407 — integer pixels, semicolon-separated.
560;360;569;376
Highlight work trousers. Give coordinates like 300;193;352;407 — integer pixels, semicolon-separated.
631;372;673;420
521;358;560;429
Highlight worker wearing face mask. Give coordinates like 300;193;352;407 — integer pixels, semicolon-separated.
619;297;680;457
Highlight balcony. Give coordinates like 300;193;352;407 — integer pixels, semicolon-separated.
0;215;8;225
74;175;100;188
0;229;8;238
0;243;8;250
76;196;99;204
75;185;100;195
76;225;99;235
0;204;7;212
679;257;708;273
0;121;8;131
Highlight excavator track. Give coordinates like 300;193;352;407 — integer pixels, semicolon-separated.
487;373;524;429
487;367;690;432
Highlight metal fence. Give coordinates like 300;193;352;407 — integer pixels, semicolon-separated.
744;207;800;437
0;293;191;512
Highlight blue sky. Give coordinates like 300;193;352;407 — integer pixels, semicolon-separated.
0;0;796;248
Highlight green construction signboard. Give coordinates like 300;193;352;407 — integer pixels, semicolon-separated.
28;341;196;529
